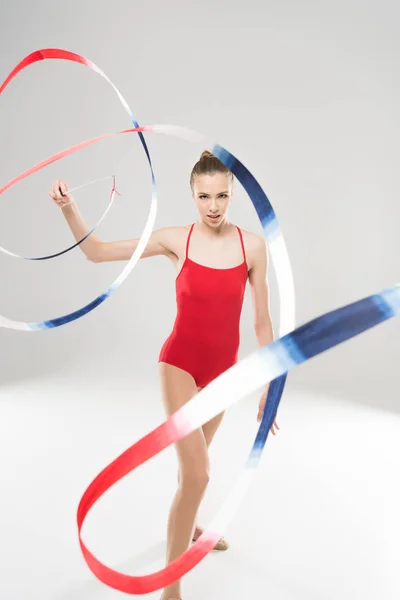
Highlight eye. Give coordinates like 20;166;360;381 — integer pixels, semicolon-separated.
219;194;228;198
199;195;208;199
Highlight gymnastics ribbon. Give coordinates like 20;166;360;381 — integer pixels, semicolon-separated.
0;49;158;331
1;49;293;594
78;283;399;594
2;49;398;595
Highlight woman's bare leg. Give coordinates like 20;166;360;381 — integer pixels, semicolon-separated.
193;407;228;548
158;363;210;600
175;399;227;549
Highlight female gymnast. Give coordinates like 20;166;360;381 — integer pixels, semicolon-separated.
49;151;279;600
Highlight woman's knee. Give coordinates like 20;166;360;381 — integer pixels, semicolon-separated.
180;464;210;495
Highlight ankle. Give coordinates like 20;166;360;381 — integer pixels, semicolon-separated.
161;590;182;600
193;525;202;538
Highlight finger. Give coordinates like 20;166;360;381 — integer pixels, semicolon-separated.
50;192;61;204
52;180;61;196
60;180;68;196
56;181;66;200
53;186;63;201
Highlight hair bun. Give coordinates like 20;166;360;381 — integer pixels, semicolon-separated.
200;150;214;161
190;149;233;189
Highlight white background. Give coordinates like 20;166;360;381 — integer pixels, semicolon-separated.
0;1;399;599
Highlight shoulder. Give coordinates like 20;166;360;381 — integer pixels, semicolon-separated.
240;228;266;249
239;228;267;268
153;225;192;260
155;225;190;240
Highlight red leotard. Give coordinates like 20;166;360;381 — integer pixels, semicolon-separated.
158;223;248;388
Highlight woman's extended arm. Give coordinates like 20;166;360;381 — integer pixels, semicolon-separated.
49;179;174;263
248;234;279;431
248;234;274;346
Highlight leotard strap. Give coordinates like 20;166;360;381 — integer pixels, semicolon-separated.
236;226;247;264
186;223;195;259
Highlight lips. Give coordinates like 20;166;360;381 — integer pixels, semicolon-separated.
208;215;220;220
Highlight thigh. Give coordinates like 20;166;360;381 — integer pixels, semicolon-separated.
159;362;209;475
201;410;225;448
196;385;225;448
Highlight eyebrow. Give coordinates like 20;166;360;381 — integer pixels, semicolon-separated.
198;191;229;195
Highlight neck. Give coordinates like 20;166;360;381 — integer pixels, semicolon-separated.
197;216;231;235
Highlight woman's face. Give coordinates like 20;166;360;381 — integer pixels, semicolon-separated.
192;173;233;227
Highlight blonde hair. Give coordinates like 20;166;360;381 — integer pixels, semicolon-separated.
190;150;233;190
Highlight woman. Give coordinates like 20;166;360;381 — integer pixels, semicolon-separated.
49;151;279;600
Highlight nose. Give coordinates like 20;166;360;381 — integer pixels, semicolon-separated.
210;198;218;212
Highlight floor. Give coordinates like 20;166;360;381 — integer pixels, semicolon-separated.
0;374;399;600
